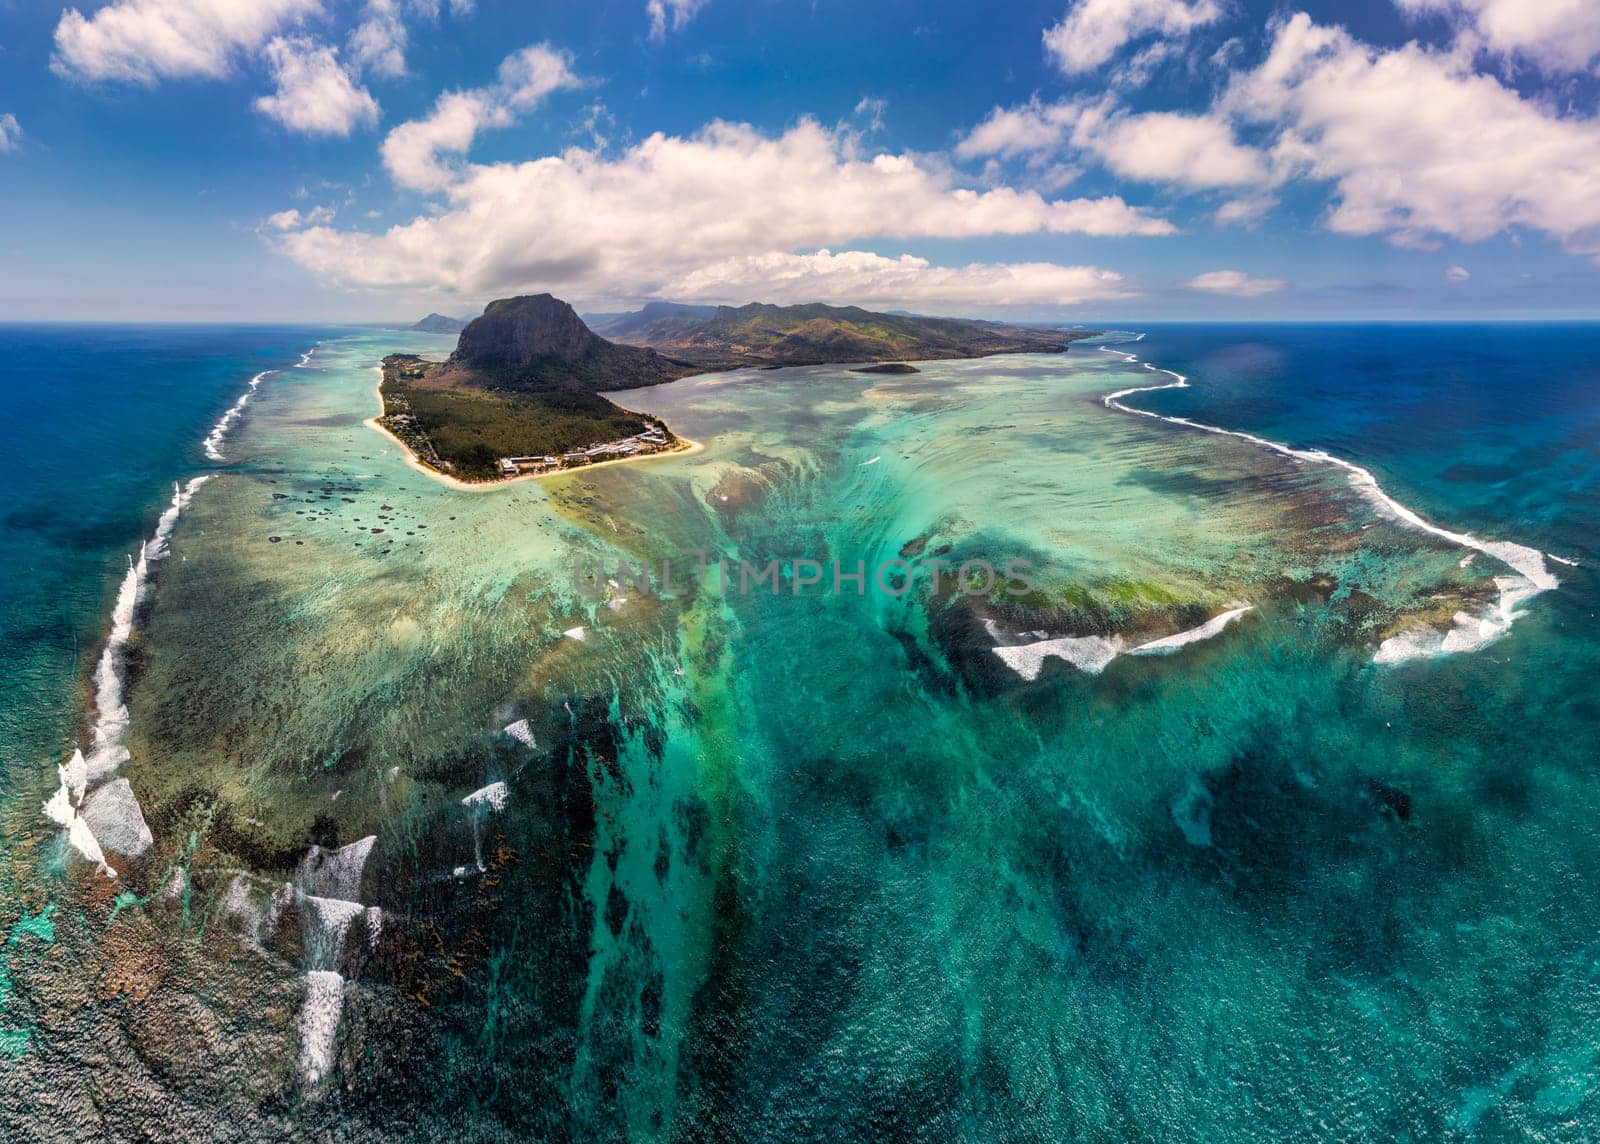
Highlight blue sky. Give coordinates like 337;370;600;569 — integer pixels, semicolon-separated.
2;0;1599;321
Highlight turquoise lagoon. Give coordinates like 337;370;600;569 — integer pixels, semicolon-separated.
1;323;1598;1140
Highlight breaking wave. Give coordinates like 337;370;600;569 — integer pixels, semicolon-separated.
202;370;270;461
990;606;1255;680
44;341;318;873
43;476;212;874
1097;346;1563;664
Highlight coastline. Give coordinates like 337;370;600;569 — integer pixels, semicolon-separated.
40;342;319;878
1094;342;1569;665
364;373;703;493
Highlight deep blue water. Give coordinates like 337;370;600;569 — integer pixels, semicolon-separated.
1122;323;1600;564
0;324;327;796
4;323;1600;1137
6;322;1595;807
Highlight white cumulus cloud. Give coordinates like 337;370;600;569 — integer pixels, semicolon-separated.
1445;264;1471;280
970;9;1600;264
957;100;1082;161
668;251;1133;308
960;97;1270;190
1186;269;1286;296
265;205;335;229
497;42;584;109
1043;0;1224;75
346;0;477;79
1394;0;1600;75
410;0;475;15
1213;195;1279;226
52;0;321;83
274;117;1166;308
1078;107;1269;188
0;114;22;153
349;0;408;78
381;43;581;191
255;36;379;137
1223;13;1600;252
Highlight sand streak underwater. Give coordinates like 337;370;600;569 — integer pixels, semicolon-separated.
5;324;1600;1141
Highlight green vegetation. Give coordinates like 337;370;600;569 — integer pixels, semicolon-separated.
381;363;651;480
380;294;1098;483
619;301;1094;367
995;576;1204;635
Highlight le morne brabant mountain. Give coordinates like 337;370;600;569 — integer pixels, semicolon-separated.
382;294;1096;481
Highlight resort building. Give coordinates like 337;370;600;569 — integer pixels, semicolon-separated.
496;431;669;478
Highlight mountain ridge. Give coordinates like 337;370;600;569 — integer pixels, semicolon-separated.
380;293;1099;481
606;299;1087;366
410;312;468;334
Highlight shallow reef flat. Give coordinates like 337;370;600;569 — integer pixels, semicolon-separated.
5;331;1595;1141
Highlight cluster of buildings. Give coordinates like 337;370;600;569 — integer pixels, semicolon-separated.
497;423;671;477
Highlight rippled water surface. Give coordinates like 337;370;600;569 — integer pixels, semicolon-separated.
3;324;1599;1140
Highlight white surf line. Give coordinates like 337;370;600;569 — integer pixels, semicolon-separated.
990;605;1255;680
43;476;214;874
1129;605;1254;655
993;633;1123;681
203;370;272;461
43;336;317;873
1097;346;1561;663
204;342;317;461
205;340;320;460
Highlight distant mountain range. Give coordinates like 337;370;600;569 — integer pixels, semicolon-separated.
585;301;719;342
382;294;1099;480
410;313;468;334
594;299;1085;367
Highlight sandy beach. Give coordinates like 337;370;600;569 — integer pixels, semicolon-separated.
364;373;703;493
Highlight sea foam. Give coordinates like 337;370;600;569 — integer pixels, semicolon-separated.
44;475;213;873
993;634;1125;680
44;340;316;871
990;606;1254;680
503;718;538;748
296;835;376;902
462;781;509;873
1129;606;1254;656
291;831;379;1089
223;875;295;945
463;781;509;814
302;895;366;970
298;971;345;1086
42;751;111;875
1098;346;1559;664
202;371;271;461
79;778;154;857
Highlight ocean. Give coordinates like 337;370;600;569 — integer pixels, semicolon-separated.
0;325;328;823
1;322;1597;1139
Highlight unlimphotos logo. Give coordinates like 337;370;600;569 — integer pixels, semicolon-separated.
572;551;1035;599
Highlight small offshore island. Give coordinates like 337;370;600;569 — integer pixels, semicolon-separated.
850;362;920;374
378;294;1094;483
